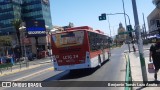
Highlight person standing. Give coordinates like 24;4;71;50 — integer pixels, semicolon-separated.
149;38;160;80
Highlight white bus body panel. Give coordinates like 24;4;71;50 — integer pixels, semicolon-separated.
53;51;109;71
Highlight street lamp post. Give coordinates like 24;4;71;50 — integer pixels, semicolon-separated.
45;25;52;57
142;13;147;40
122;0;127;26
122;0;132;53
131;0;148;82
19;26;28;67
107;15;112;37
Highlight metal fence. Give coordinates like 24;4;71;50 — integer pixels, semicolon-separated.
0;57;29;74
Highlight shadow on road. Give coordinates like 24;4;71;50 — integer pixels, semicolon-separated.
43;60;109;81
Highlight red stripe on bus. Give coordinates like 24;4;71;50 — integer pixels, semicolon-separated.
90;49;109;58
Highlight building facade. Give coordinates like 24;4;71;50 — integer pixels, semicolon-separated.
0;0;22;34
0;0;52;57
21;0;52;54
147;8;160;35
22;0;52;27
117;23;126;44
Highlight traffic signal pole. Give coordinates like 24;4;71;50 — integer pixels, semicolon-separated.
122;0;131;53
131;0;148;82
106;13;132;52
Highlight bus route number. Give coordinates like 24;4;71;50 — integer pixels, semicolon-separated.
53;55;59;59
63;55;78;60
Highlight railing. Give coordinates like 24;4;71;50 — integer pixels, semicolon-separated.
0;57;29;74
125;54;133;90
0;63;13;73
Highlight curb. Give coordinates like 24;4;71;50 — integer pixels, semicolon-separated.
0;64;41;77
0;61;52;77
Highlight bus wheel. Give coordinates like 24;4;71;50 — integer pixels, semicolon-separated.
98;55;101;67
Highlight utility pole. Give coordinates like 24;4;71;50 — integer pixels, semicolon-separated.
107;15;112;37
122;0;130;52
142;13;147;39
131;0;148;82
122;0;127;26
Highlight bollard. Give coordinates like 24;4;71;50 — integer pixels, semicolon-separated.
19;60;21;70
11;66;12;72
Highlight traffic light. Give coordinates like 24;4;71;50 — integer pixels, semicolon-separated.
127;25;133;31
99;13;106;21
127;25;133;38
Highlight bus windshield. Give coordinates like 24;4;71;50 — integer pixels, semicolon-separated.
52;31;84;48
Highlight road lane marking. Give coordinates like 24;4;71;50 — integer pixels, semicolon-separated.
12;67;54;81
48;67;54;70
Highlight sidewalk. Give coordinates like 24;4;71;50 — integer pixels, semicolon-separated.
0;57;52;76
128;49;160;90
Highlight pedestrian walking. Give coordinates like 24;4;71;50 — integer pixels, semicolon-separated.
149;38;160;80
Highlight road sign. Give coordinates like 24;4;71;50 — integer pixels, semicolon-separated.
119;30;135;35
118;32;129;35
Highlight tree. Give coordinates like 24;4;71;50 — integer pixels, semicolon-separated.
152;0;160;6
11;19;22;57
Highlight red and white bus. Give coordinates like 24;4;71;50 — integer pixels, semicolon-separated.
51;26;111;71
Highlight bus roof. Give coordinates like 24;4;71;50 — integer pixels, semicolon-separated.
51;26;109;37
66;26;93;31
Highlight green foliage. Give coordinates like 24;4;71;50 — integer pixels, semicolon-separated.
0;63;13;69
11;19;22;32
11;19;22;44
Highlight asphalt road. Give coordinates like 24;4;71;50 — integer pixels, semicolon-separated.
0;44;128;90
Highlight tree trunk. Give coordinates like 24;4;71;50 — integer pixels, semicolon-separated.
17;31;22;57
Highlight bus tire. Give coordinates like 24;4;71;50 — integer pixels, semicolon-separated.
98;55;101;67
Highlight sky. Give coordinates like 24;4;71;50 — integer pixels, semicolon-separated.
50;0;155;37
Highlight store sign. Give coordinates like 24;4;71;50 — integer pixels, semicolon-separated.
26;20;46;37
